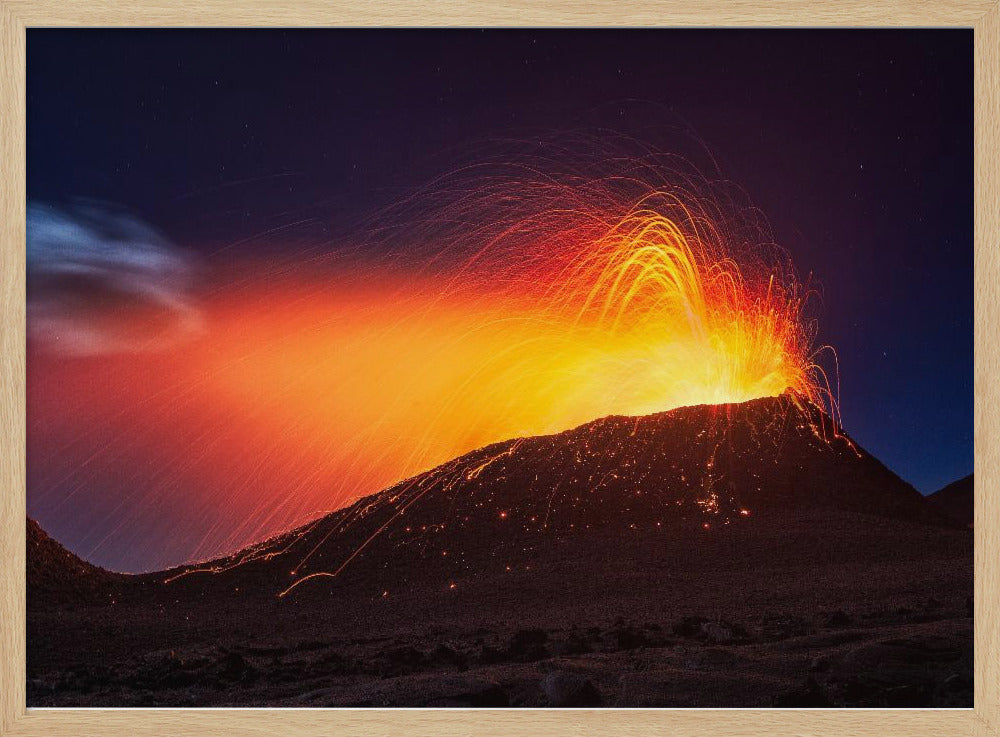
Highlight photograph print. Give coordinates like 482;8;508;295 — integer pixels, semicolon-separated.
26;29;973;708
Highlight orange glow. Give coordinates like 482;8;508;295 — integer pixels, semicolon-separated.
195;198;827;496
27;160;834;570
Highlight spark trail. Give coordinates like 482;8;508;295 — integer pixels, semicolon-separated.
27;140;838;572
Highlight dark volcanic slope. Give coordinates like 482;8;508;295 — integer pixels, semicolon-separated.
27;518;123;609
927;474;974;527
154;392;944;600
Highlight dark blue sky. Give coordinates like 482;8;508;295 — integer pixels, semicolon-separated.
27;29;973;493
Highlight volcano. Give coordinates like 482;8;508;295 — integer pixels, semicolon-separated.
27;393;972;708
144;393;945;600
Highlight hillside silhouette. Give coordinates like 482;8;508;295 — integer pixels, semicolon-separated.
927;474;973;527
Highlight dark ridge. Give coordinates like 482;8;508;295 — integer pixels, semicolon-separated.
27;518;124;609
927;474;974;527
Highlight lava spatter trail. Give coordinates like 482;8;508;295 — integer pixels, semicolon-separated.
29;140;842;573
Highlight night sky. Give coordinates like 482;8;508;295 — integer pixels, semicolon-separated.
28;29;972;495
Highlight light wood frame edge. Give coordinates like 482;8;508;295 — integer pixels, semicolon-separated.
1;3;996;735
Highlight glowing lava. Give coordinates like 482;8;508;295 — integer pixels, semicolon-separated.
27;150;835;570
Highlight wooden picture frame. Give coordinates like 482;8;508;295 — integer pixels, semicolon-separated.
1;3;996;735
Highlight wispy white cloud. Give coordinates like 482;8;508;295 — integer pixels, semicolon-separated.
27;202;202;354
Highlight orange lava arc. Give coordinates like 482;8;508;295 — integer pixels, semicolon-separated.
28;151;835;570
193;178;833;540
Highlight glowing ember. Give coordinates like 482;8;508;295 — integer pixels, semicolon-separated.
28;145;836;570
